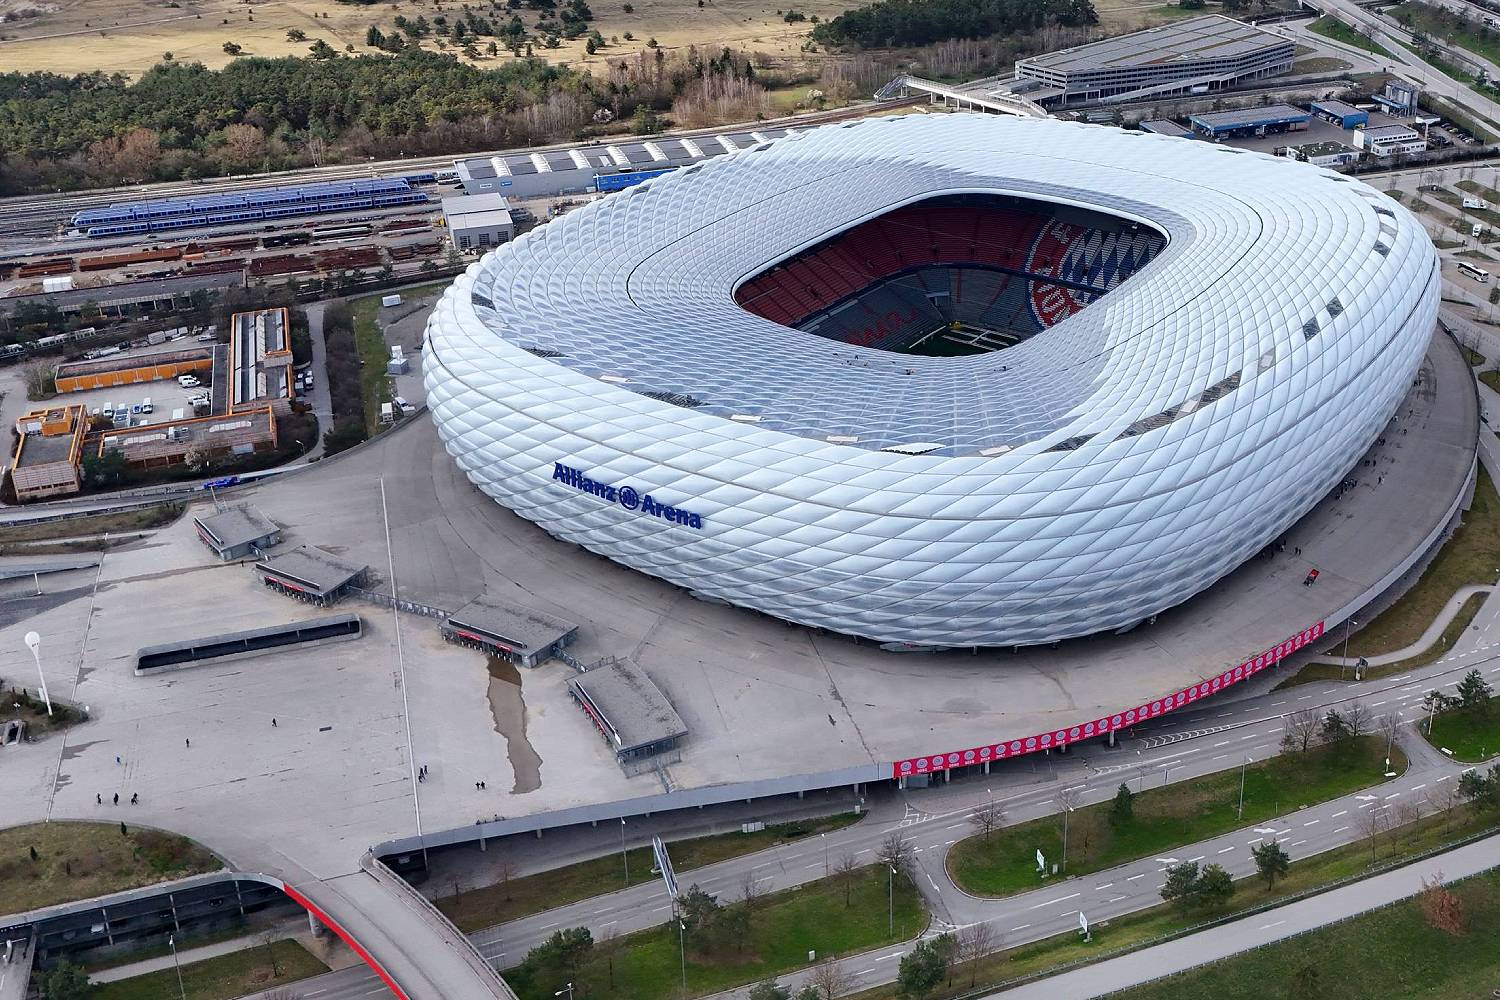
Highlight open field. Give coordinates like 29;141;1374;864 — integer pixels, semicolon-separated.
1307;15;1396;59
1113;867;1500;1000
0;0;1190;77
437;813;864;932
93;938;327;1000
1426;698;1500;762
852;813;1500;1000
503;865;925;1000
948;737;1405;896
0;821;221;914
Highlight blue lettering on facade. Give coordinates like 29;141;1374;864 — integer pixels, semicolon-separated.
553;463;704;529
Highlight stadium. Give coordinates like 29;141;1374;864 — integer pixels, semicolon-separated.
423;113;1438;648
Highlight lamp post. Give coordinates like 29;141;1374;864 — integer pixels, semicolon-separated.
1237;754;1250;819
822;832;828;876
555;984;574;1000
620;818;629;886
1385;715;1399;773
678;919;687;993
1062;802;1074;874
23;631;51;717
168;935;186;1000
1341;618;1357;678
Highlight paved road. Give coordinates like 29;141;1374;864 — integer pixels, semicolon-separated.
995;829;1500;999
244;630;1500;1000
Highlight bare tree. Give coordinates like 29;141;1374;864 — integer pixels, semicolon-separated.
969;800;1006;841
1344;701;1373;739
21;361;56;401
832;851;860;908
955;922;999;988
1071;811;1103;864
598;923;622;990
1280;710;1319;753
1393;798;1423;847
739;868;763;914
1356;806;1389;863
1380;712;1402;751
877;832;916;876
1418;871;1466;936
260;930;284;978
808;959;853;999
1426;780;1464;831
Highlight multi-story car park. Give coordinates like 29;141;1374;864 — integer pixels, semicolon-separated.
1012;15;1294;106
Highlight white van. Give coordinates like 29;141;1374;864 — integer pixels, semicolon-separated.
177;373;200;388
142;397;153;414
380;402;395;424
1474;222;1485;239
394;396;416;416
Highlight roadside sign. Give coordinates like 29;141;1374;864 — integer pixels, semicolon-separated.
1035;849;1045;873
652;835;679;899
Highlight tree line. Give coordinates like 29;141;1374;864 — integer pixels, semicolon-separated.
810;0;1098;50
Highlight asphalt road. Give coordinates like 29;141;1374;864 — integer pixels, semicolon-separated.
240;627;1500;1000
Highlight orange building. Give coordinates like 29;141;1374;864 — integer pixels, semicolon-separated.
10;405;89;501
54;347;213;393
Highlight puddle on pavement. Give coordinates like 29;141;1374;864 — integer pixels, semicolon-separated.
486;656;542;794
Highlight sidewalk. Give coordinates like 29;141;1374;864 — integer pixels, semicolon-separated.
993;830;1500;999
1318;583;1495;667
91;932;270;985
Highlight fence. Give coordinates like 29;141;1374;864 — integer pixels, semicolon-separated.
347;586;451;621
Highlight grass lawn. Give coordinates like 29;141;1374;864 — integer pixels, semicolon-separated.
93;939;327;1000
947;737;1405;896
1482;370;1500;395
1279;592;1488;688
851;810;1500;1000
1426;698;1500;761
1337;466;1500;659
349;293;394;436
437;813;864;933
1462;345;1485;366
1307;15;1396;59
0;503;182;545
1112;867;1500;1000
0;822;221;914
503;865;924;1000
1393;0;1500;68
1291;55;1352;73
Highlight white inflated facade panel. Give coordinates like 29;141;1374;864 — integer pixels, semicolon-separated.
424;115;1437;647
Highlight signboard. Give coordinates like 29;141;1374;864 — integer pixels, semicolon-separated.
1035;849;1045;873
890;621;1325;779
651;835;679;899
553;463;705;530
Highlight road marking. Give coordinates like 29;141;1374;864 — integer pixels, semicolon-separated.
945;822;967;830
1303;819;1320;827
1186;855;1205;863
1213;741;1231;748
1334;826;1351;834
1438;775;1453;782
1095;883;1114;891
856;969;876;976
1411;783;1427;791
1010;924;1031;932
1240;734;1257;740
1297;695;1313;700
1217;846;1235;854
1372;701;1388;707
1270;700;1287;706
1029;892;1081;910
1290;840;1307;847
1332;810;1347;818
1212;754;1229;761
1126;873;1147;881
538;921;559;930
1384;793;1401;800
1259;920;1286;931
876;952;903;962
945;839;958;845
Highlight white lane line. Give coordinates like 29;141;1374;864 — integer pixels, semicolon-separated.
1126;873;1147;881
1303;819;1320;827
1213;741;1231;748
1010;924;1031;932
805;863;821;870
1334;826;1351;834
856;969;876;976
1029;892;1082;910
1186;855;1205;863
945;822;967;830
1372;701;1388;707
1297;695;1313;701
1290;840;1307;847
1270;700;1287;707
1332;810;1348;818
538;921;559;929
876;952;903;962
1212;754;1229;761
1259;920;1286;931
1217;846;1235;854
1095;883;1114;891
1411;783;1427;791
945;839;958;845
1239;734;1258;741
1384;793;1402;800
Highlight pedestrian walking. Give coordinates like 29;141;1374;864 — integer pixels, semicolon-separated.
185;738;190;748
96;793;102;805
112;793;118;806
115;755;121;765
272;718;278;728
480;780;487;790
130;793;138;805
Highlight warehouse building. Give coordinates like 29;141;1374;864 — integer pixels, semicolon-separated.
256;545;369;605
54;346;212;394
1282;140;1360;168
1138;119;1194;138
1354;123;1427;156
96;407;278;469
229;308;295;416
441;195;515;254
1188;104;1310;138
9;405;88;502
1013;16;1294;106
1310;99;1369;129
568;656;688;767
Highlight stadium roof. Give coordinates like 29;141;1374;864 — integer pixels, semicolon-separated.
1019;15;1285;73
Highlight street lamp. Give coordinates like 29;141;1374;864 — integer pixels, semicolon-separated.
888;866;896;935
1237;754;1250;819
1341;618;1358;678
555;984;574;1000
22;631;51;717
168;934;186;1000
678;919;687;993
620;818;629;886
822;832;828;876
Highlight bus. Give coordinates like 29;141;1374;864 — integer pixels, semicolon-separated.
1458;260;1490;283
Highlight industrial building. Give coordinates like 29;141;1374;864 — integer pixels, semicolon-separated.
453;127;802;199
1012;16;1294;106
1187;104;1310;138
9;405;88;501
1355;123;1427;157
194;505;281;560
1138;119;1194;138
1375;79;1420;117
1282;140;1360;168
567;657;688;766
96;407;279;469
1310;99;1369;129
441;195;516;254
441;596;577;668
54;346;213;394
229;308;295;415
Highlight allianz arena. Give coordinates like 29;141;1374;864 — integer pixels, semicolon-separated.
424;113;1438;648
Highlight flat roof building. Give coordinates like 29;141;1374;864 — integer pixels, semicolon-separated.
1311;99;1369;128
1139;119;1194;138
95;407;277;469
194;505;280;560
9;405;88;502
55;346;212;394
441;195;515;255
1354;123;1427;156
229;308;294;415
256;545;369;605
568;657;687;765
443;596;577;668
1015;16;1294;106
1282;140;1360;168
1188;103;1311;137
